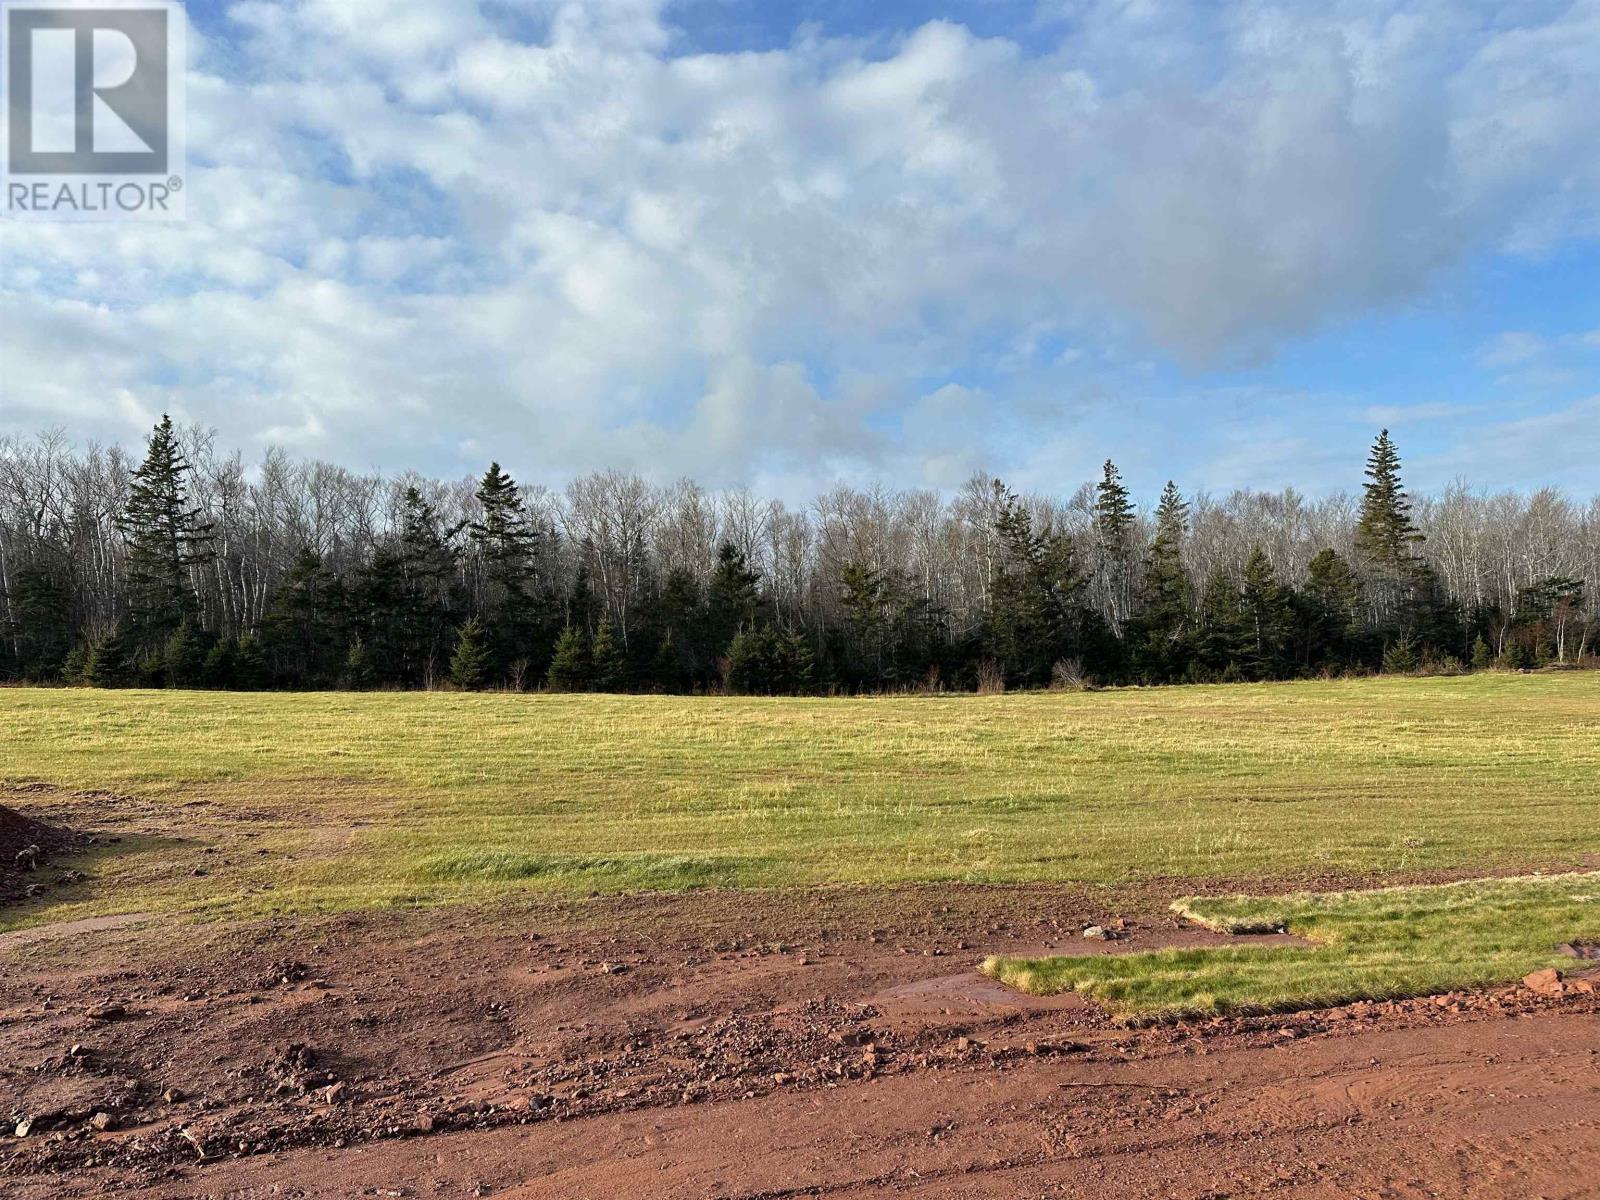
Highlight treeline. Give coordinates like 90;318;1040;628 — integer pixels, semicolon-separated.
0;421;1596;693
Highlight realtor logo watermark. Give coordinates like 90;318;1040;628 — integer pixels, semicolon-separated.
2;0;185;220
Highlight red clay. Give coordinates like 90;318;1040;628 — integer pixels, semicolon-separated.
4;883;1599;1200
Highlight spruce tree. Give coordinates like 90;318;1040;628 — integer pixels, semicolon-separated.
988;482;1082;685
261;548;342;686
591;618;627;691
1354;430;1433;655
707;542;761;651
839;562;890;687
84;625;134;688
469;463;546;669
7;563;72;681
1196;570;1245;679
727;625;816;696
1139;482;1192;680
546;626;593;691
120;415;214;647
1355;430;1423;570
1303;548;1363;668
343;636;376;689
202;640;238;689
395;487;462;684
234;634;268;689
1239;548;1295;680
163;620;207;687
1093;460;1136;635
449;618;492;690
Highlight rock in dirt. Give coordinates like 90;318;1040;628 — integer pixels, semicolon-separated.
1523;968;1566;998
1082;925;1110;940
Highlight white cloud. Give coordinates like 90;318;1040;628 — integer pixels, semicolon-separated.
1422;394;1600;491
1478;331;1547;368
2;0;1598;488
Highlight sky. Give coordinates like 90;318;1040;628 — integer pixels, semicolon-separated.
1;0;1598;504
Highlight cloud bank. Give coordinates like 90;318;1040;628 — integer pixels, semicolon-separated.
2;0;1597;493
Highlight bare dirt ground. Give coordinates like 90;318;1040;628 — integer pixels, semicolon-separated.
5;878;1600;1200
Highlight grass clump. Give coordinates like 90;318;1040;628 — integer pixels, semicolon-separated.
984;871;1600;1017
413;849;761;892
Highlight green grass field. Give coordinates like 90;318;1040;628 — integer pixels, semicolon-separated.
3;674;1599;1009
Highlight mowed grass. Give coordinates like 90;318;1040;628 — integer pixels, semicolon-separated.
984;871;1600;1017
1;674;1598;938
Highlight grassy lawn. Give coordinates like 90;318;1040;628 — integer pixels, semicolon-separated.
1;674;1598;945
984;871;1600;1017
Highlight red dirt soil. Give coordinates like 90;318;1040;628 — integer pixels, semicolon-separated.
4;884;1599;1200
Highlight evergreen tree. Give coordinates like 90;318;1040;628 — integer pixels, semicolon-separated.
1471;633;1493;671
6;563;72;681
60;643;88;685
1302;548;1363;669
120;415;214;647
649;629;690;692
1409;562;1465;662
839;561;890;688
261;548;343;686
1137;482;1192;681
1238;548;1295;680
591;618;627;691
546;625;593;691
1196;570;1245;678
84;625;134;688
1355;430;1423;569
449;618;492;690
345;548;406;686
1093;460;1136;637
706;542;761;652
1355;429;1425;638
470;464;537;589
469;463;546;671
234;634;269;689
202;639;238;689
725;627;814;695
343;636;376;689
645;567;705;686
395;487;463;684
1382;637;1420;673
988;481;1083;685
163;619;207;687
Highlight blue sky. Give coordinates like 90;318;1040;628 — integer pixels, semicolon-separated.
2;0;1598;504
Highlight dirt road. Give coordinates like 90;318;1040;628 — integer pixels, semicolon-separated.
4;886;1598;1199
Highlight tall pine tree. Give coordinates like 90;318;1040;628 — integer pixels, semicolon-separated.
120;416;214;650
1354;430;1423;569
1354;429;1426;638
1093;460;1136;637
1137;481;1192;681
469;463;548;678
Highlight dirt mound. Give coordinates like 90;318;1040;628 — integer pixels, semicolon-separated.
0;804;71;896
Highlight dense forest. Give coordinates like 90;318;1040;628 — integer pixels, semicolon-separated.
0;421;1595;693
